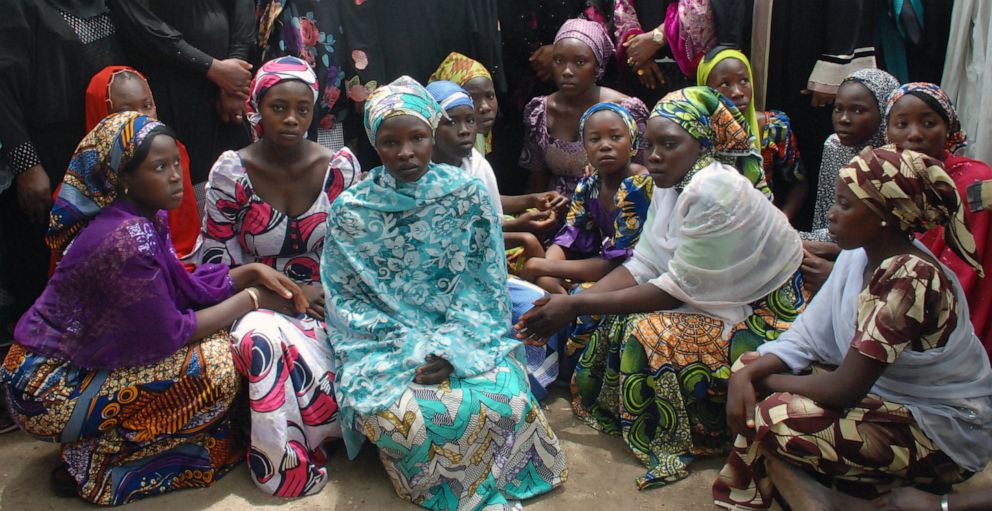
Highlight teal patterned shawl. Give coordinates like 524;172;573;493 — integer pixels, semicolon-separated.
321;162;521;456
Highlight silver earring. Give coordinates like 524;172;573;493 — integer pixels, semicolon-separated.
880;220;887;227
124;186;129;195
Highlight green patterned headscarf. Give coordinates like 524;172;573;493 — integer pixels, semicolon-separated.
651;86;770;198
363;76;442;143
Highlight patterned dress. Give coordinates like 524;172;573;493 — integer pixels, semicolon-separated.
566;162;806;489
193;147;357;497
3;334;243;506
759;110;806;206
714;255;976;509
519;95;649;199
553;172;654;261
2;200;243;506
322;163;567;510
571;272;807;489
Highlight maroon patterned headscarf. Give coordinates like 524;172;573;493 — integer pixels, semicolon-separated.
840;145;983;277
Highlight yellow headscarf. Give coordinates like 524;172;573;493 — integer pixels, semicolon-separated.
429;51;492;86
429;52;494;154
696;48;761;160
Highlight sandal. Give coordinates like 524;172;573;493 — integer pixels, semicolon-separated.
50;465;77;498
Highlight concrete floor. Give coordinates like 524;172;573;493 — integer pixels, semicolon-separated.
1;388;988;510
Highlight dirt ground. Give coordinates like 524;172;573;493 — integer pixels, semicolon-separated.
1;388;989;510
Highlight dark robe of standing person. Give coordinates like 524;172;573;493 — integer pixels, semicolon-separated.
0;0;127;331
109;0;254;185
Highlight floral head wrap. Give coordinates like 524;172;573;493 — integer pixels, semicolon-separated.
246;56;319;141
651;86;768;197
428;52;492;86
555;18;614;80
840;145;982;276
425;80;474;118
85;65;151;132
363;76;442;143
840;68;900;147
48;112;166;254
695;48;760;153
579;102;640;158
885;82;967;155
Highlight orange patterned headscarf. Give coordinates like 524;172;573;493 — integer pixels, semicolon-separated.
429;52;492;86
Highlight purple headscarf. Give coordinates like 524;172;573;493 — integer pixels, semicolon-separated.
555;18;614;79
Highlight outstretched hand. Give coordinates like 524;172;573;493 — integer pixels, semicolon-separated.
301;283;325;320
518;209;558;233
514;295;576;344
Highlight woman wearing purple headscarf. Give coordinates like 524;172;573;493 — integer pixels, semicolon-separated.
520;18;649;203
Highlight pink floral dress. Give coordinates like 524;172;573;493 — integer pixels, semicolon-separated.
191;147;359;497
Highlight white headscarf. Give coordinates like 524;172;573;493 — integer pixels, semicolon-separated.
624;161;802;326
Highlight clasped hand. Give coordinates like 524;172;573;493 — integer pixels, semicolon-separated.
415;355;453;385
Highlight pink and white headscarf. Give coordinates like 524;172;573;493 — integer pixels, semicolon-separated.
246;56;319;141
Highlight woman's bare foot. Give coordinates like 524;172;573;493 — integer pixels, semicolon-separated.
765;454;875;511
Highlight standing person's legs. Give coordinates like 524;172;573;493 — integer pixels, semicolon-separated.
0;188;49;334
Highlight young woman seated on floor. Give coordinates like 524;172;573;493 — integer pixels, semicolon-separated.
884;83;992;362
519;101;653;295
713;146;992;511
321;76;567;510
515;87;806;489
426;79;564;397
696;46;803;210
1;112;306;506
191;56;359;497
799;68;901;293
430;52;570;244
520;18;649;202
426;80;546;268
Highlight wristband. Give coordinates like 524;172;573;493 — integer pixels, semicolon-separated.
245;287;260;310
940;494;950;511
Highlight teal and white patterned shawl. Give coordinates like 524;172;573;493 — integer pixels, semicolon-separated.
321;162;521;456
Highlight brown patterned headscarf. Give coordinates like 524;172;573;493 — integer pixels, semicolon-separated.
839;145;983;277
